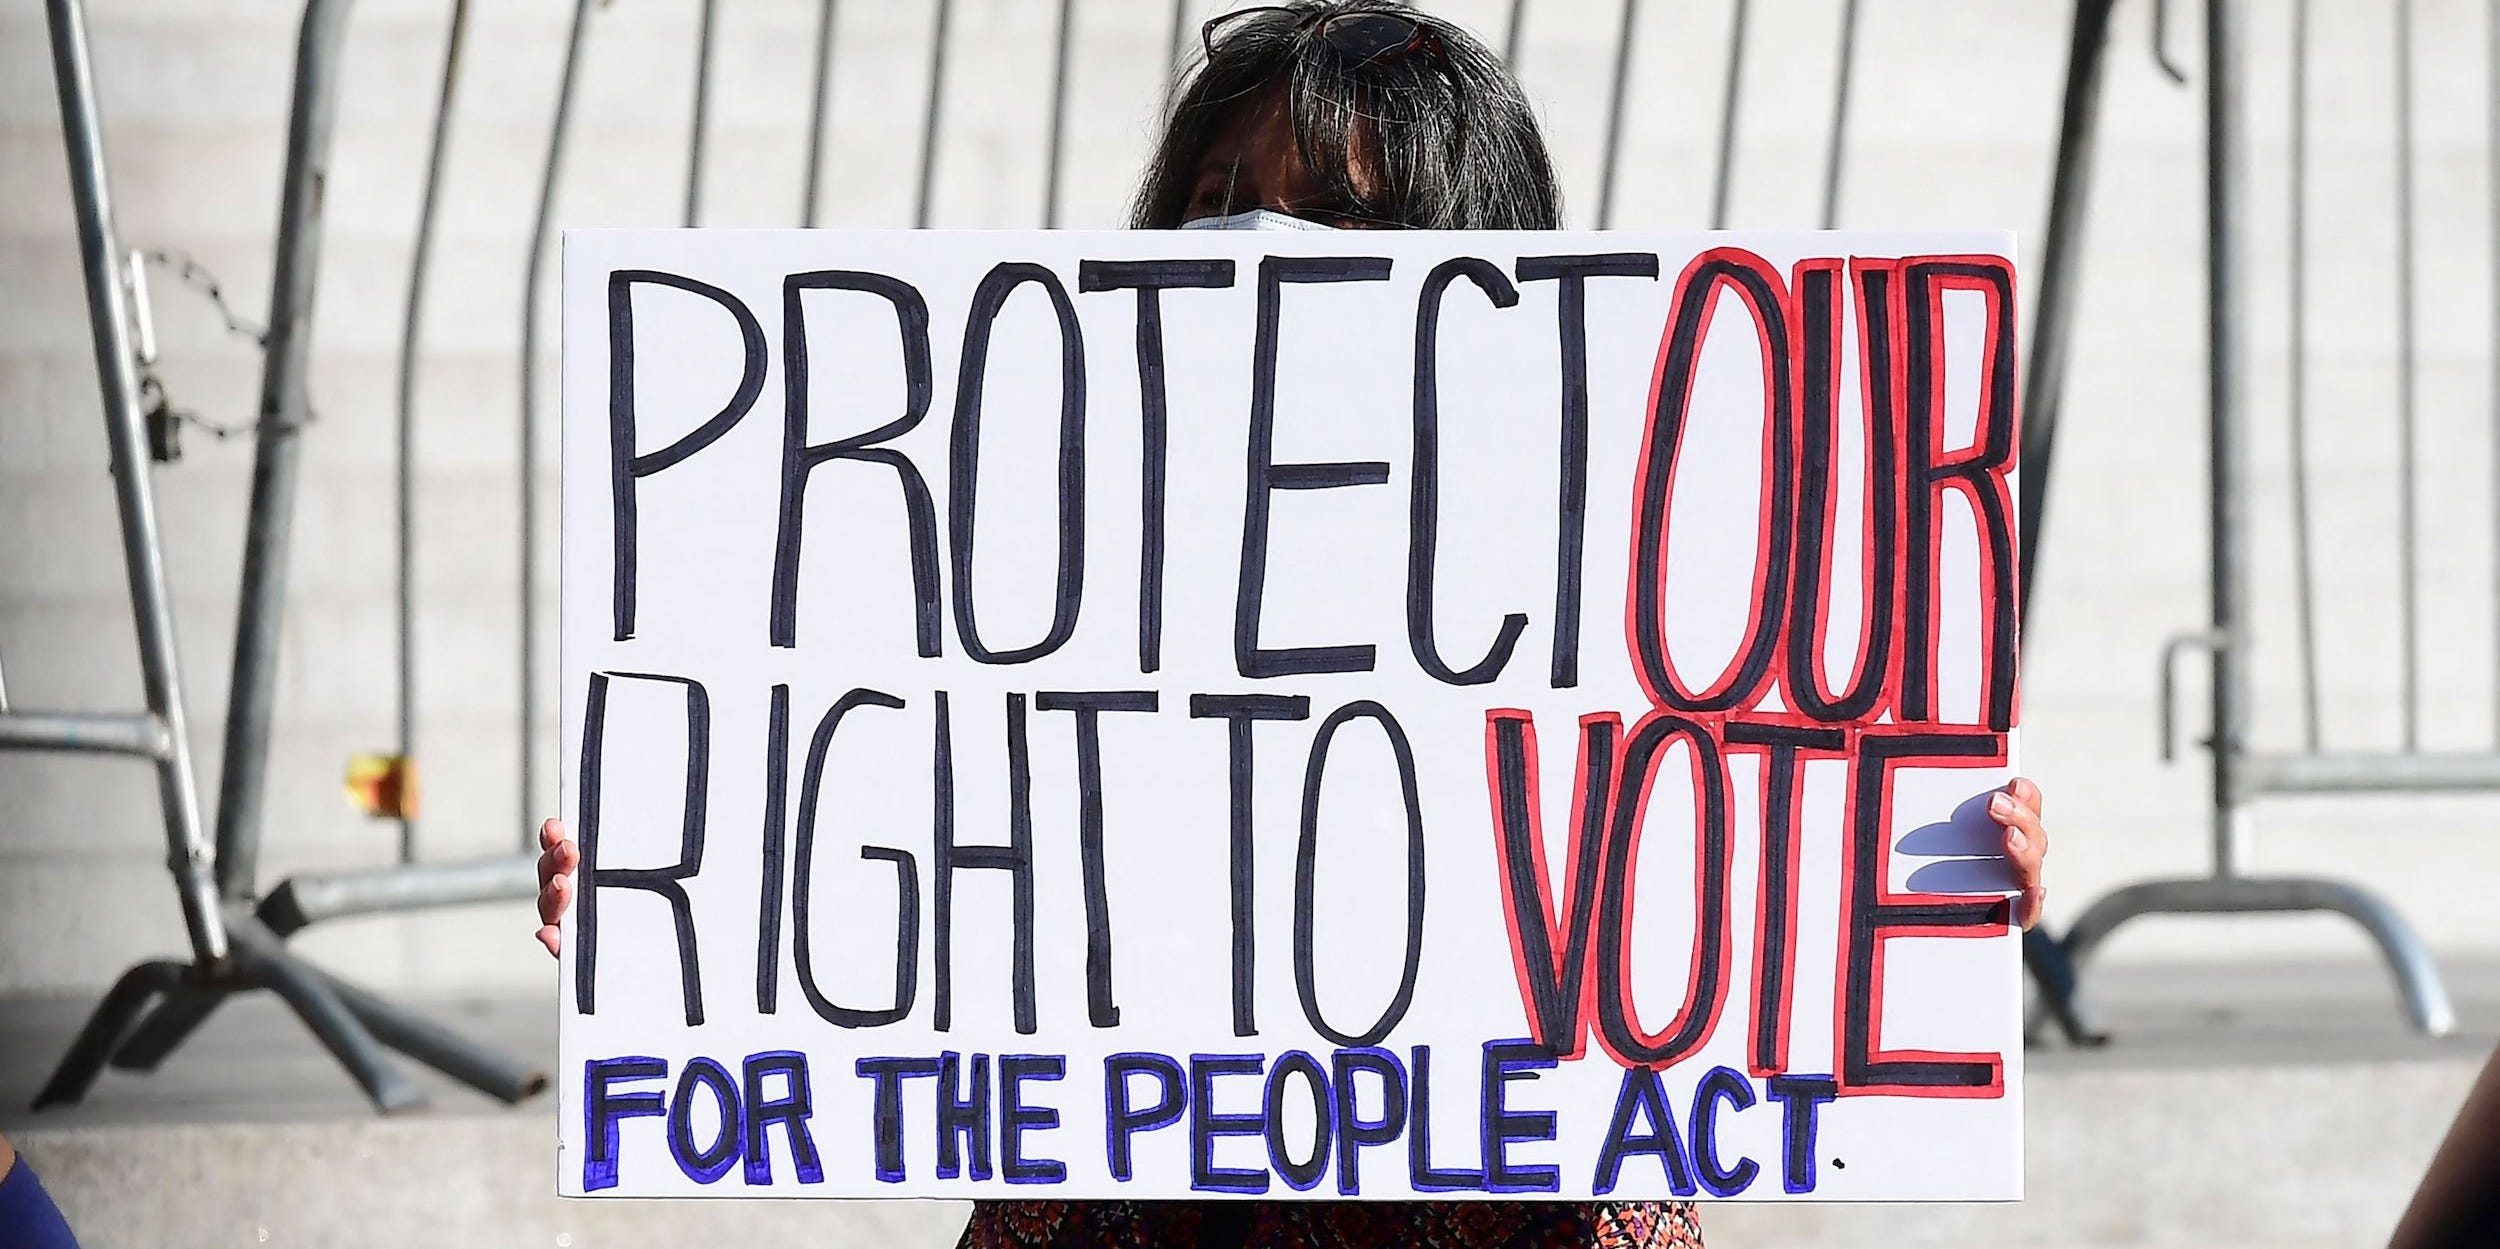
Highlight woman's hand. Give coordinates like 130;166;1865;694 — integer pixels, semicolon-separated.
536;817;578;958
1991;777;2049;931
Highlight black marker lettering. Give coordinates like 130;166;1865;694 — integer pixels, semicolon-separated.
1594;714;1733;1068
742;1050;824;1185
1484;710;1618;1060
583;1056;667;1192
1078;259;1236;673
1480;1040;1561;1193
667;1056;743;1184
1000;1054;1068;1184
1840;732;2010;1093
1105;1054;1190;1179
574;671;709;1027
1191;693;1311;1036
934;1051;994;1181
1787;259;1900;721
772;271;942;654
606;270;767;642
1407;1044;1484;1192
1899;259;2019;729
1036;691;1159;1027
1590;1066;1697;1197
950;263;1088;664
855;1056;943;1183
1627;250;1797;712
1294;701;1426;1047
1237;256;1394;678
1189;1053;1271;1194
1722;719;1848;1075
1330;1047;1407;1197
1768;1074;1839;1194
790;689;919;1028
932;693;1037;1033
1515;253;1660;688
1408;257;1530;686
1689;1066;1761;1197
1104;1052;1188;1181
756;684;791;1013
1262;1050;1333;1191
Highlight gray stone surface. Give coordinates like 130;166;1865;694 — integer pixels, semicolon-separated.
5;957;2493;1247
8;1061;2468;1249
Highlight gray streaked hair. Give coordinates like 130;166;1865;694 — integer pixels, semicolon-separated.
1131;0;1563;230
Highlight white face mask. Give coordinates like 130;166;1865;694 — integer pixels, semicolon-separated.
1177;207;1336;232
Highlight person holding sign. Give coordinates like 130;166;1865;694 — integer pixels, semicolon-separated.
539;2;2053;1245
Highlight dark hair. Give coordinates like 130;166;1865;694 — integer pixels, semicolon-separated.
1130;1;1562;230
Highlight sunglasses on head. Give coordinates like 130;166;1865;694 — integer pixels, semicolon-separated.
1201;6;1450;72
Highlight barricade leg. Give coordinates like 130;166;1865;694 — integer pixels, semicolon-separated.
2023;925;2109;1046
2063;876;2456;1037
240;947;427;1113
33;961;193;1109
315;965;548;1104
109;988;225;1071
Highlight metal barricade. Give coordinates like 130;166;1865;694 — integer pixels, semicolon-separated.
28;0;2149;1111
9;0;230;986
2059;0;2471;1038
25;0;546;1115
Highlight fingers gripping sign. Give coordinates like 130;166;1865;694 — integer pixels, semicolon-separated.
1990;778;2049;931
538;817;577;958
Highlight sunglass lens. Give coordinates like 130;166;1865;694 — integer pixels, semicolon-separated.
1319;13;1421;64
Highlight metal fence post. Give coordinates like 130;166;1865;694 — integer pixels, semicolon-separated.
394;0;472;865
212;0;356;902
2019;0;2119;608
518;0;598;843
37;0;226;968
2205;0;2250;880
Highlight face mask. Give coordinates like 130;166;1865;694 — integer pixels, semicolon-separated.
1178;207;1335;232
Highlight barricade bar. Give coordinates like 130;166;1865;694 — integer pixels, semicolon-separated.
2063;875;2456;1036
0;711;172;758
257;853;537;938
2242;752;2500;796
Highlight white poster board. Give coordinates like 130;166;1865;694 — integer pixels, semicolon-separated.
556;229;2023;1202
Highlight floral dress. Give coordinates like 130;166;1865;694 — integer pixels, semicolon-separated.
957;1200;1704;1248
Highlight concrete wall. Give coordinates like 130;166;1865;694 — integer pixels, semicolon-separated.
6;0;2500;995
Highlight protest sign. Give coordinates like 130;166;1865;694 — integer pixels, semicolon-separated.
555;229;2023;1202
